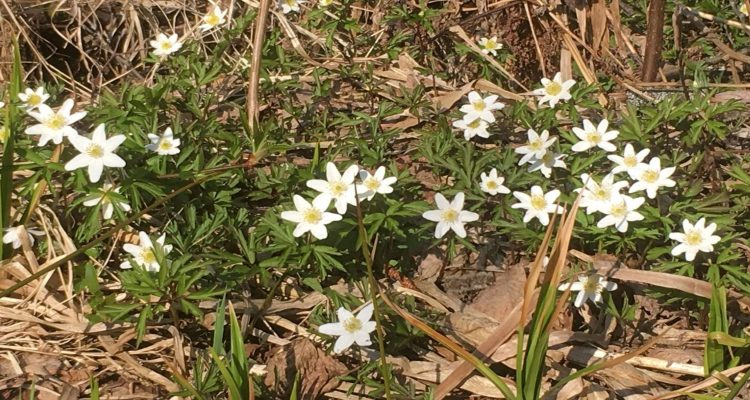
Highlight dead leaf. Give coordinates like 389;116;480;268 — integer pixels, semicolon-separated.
416;252;445;283
446;310;500;346
264;337;347;399
467;263;526;322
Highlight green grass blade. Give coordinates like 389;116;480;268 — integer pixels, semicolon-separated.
213;295;227;354
724;368;750;400
705;265;728;374
90;377;99;400
228;303;250;398
1;36;23;260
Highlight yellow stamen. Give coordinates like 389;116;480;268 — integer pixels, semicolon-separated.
642;170;659;183
441;209;458;222
86;144;104;158
140;249;156;264
365;178;380;191
303;208;322;224
329;181;347;197
530;195;546;210
343;317;362;333
685;230;703;246
46;115;66;130
545;82;562;96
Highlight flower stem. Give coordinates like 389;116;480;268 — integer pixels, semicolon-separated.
353;188;392;399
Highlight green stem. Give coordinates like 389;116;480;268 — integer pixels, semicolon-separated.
353;189;392;400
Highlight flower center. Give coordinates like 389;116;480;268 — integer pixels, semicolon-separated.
329;181;348;197
342;317;362;333
545;82;562;96
642;170;659;183
530;195;546;210
441;209;458;222
158;139;173;151
685;230;703;246
302;208;322;224
205;13;220;25
486;181;498;189
586;132;601;144
485;40;497;50
472;101;486;112
140;248;156;265
583;276;600;293
593;187;609;200
528;139;542;151
610;202;627;217
284;0;297;6
468;119;482;129
624;155;637;167
28;94;42;106
46;115;66;130
86;144;105;159
365;178;380;191
160;41;173;51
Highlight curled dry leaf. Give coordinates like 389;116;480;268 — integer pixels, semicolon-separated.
264;337;347;399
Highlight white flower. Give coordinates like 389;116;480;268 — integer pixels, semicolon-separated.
319;0;333;6
120;231;173;272
511;186;563;226
318;303;377;354
459;91;505;123
479;168;510;195
25;99;87;146
597;195;645;233
422;192;479;239
307;162;359;214
280;0;305;13
0;126;9;143
147;127;181;155
515;129;556;165
571;119;619;152
669;218;721;262
628;157;676;199
200;4;227;31
742;2;748;16
452;118;490;140
150;33;182;58
0;101;4;109
2;226;43;249
578;173;629;215
358;167;397;201
607;144;650;178
478;36;502;56
18;87;50;111
83;184;131;220
532;72;576;108
527;151;566;178
281;194;342;240
65;124;126;183
558;274;618;308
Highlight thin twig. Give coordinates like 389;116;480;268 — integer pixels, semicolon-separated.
247;0;272;133
642;0;666;81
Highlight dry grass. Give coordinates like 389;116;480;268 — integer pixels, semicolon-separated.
2;0;750;398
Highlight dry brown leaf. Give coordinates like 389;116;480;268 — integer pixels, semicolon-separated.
446;310;500;346
467;263;526;322
403;360;512;398
432;81;474;111
591;0;609;51
416;252;445;283
264;337;347;399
